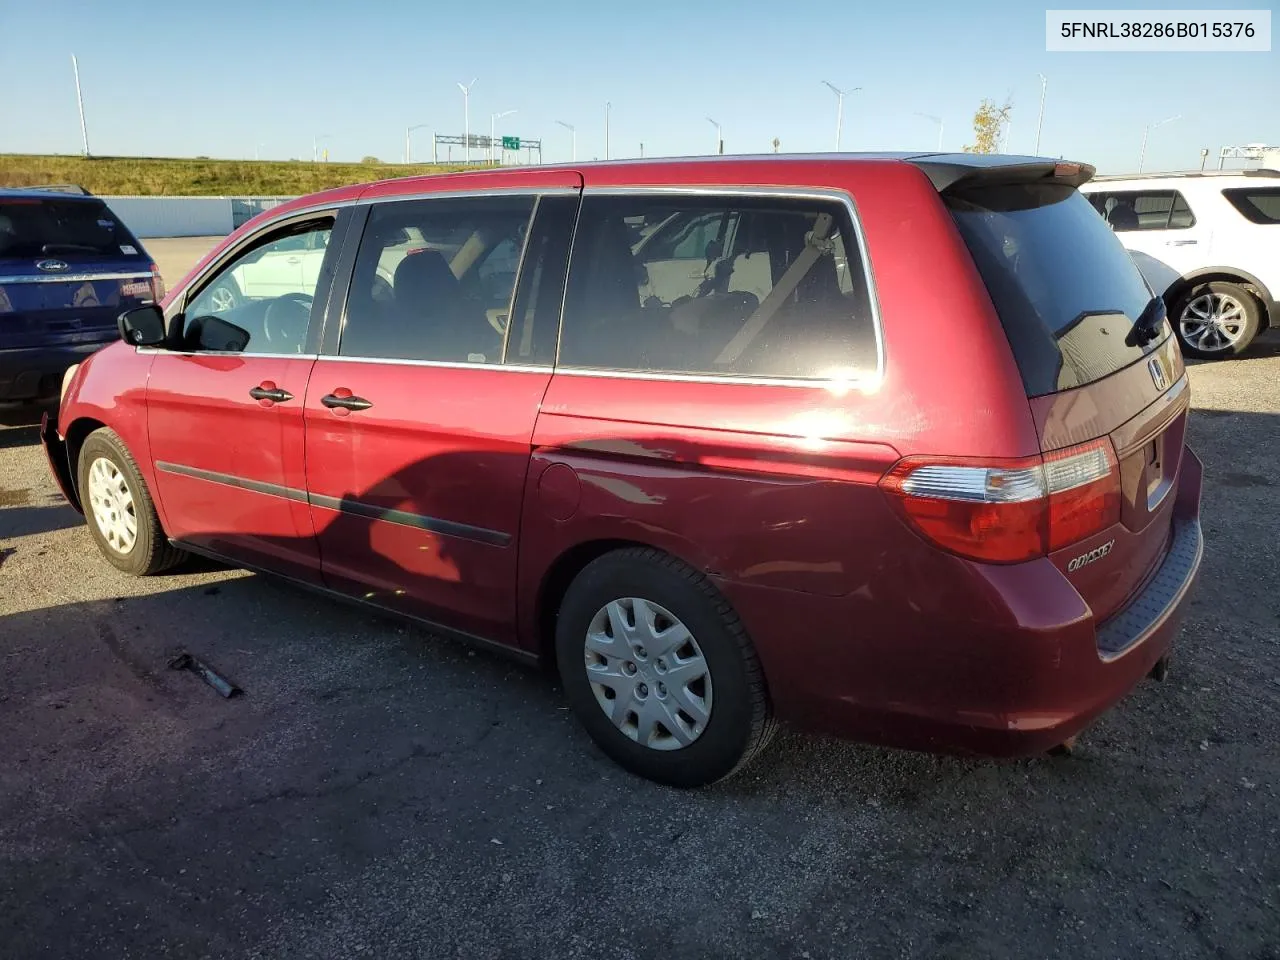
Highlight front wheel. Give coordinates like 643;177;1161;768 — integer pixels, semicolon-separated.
555;547;775;787
1172;281;1261;359
77;428;185;576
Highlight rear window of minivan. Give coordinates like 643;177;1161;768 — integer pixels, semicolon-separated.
947;183;1164;396
1222;186;1280;225
0;198;141;260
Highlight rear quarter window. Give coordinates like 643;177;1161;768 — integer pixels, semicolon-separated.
948;183;1165;396
1222;186;1280;224
0;198;142;260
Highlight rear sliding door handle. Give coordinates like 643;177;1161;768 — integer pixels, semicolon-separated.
321;392;373;411
249;385;293;403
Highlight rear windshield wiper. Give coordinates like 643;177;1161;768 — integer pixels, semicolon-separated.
41;242;103;254
1127;296;1167;347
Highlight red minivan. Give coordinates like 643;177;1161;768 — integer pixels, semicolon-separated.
42;154;1203;786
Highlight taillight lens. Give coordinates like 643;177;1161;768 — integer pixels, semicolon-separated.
149;262;165;302
879;439;1121;564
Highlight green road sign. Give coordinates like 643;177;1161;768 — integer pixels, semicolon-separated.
501;136;520;151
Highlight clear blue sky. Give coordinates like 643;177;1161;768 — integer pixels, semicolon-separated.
0;0;1275;174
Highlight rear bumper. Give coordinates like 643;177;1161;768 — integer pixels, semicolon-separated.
720;446;1205;758
0;341;111;406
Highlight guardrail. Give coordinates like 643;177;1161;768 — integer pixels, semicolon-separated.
100;196;297;238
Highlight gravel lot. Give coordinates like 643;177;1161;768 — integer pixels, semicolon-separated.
2;302;1278;955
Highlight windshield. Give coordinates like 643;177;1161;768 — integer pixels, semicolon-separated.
948;182;1167;396
0;197;141;260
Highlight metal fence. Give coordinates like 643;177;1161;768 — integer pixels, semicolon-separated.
100;196;297;238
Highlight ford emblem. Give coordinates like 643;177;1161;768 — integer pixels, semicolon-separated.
1148;356;1168;391
37;259;69;273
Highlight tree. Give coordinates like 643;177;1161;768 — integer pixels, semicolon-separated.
361;155;382;165
964;98;1013;154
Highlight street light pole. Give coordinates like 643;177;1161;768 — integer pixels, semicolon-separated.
70;55;90;157
312;133;330;163
821;81;860;151
706;116;723;155
489;110;515;163
556;120;576;161
457;78;477;164
605;102;611;160
1138;114;1181;173
1034;73;1048;155
915;113;943;152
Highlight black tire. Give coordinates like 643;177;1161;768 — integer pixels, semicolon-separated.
1171;281;1261;359
76;427;185;576
555;547;776;787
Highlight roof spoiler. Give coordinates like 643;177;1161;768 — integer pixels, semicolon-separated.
22;184;93;196
907;155;1096;193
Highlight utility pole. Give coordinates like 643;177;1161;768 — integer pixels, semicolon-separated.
457;78;477;164
605;102;611;160
70;55;90;157
706;116;723;155
821;81;860;151
1034;74;1048;155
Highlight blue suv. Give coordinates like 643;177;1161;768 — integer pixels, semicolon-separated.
0;185;161;422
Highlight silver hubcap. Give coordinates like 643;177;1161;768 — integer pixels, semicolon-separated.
87;457;137;554
209;286;237;312
583;597;713;750
1179;292;1247;352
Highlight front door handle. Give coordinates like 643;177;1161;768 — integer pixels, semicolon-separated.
249;384;293;403
321;392;373;412
1166;239;1198;246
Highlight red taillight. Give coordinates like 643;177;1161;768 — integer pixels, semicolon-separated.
149;262;165;302
879;439;1121;564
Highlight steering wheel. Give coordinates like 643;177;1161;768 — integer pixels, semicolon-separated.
263;292;312;352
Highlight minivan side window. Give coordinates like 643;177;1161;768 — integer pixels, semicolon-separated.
1092;190;1195;231
181;217;334;354
1222;187;1280;225
558;194;877;381
339;196;535;364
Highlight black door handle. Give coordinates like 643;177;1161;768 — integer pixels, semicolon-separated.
249;386;293;402
321;392;373;411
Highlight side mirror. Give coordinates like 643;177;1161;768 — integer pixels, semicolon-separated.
118;305;167;347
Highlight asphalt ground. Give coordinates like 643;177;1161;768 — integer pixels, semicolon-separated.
0;241;1277;958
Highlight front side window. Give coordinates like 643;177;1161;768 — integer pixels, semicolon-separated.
1093;190;1195;231
1222;186;1280;225
339;196;535;363
558;194;877;381
182;217;334;354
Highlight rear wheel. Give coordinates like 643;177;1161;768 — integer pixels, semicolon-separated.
77;428;185;576
1172;281;1260;358
555;547;775;787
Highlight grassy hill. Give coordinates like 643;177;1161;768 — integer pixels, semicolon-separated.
0;154;477;197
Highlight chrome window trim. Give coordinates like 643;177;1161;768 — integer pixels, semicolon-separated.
316;354;549;374
560;185;885;389
136;348;320;361
0;271;153;284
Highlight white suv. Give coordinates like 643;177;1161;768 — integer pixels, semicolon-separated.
1080;170;1279;358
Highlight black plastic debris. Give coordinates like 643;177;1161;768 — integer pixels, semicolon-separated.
168;652;241;699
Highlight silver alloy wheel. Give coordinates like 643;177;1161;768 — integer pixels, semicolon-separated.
583;597;713;750
1179;291;1248;353
209;284;237;312
87;456;138;555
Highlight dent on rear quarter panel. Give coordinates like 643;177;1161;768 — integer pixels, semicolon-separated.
58;342;158;519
